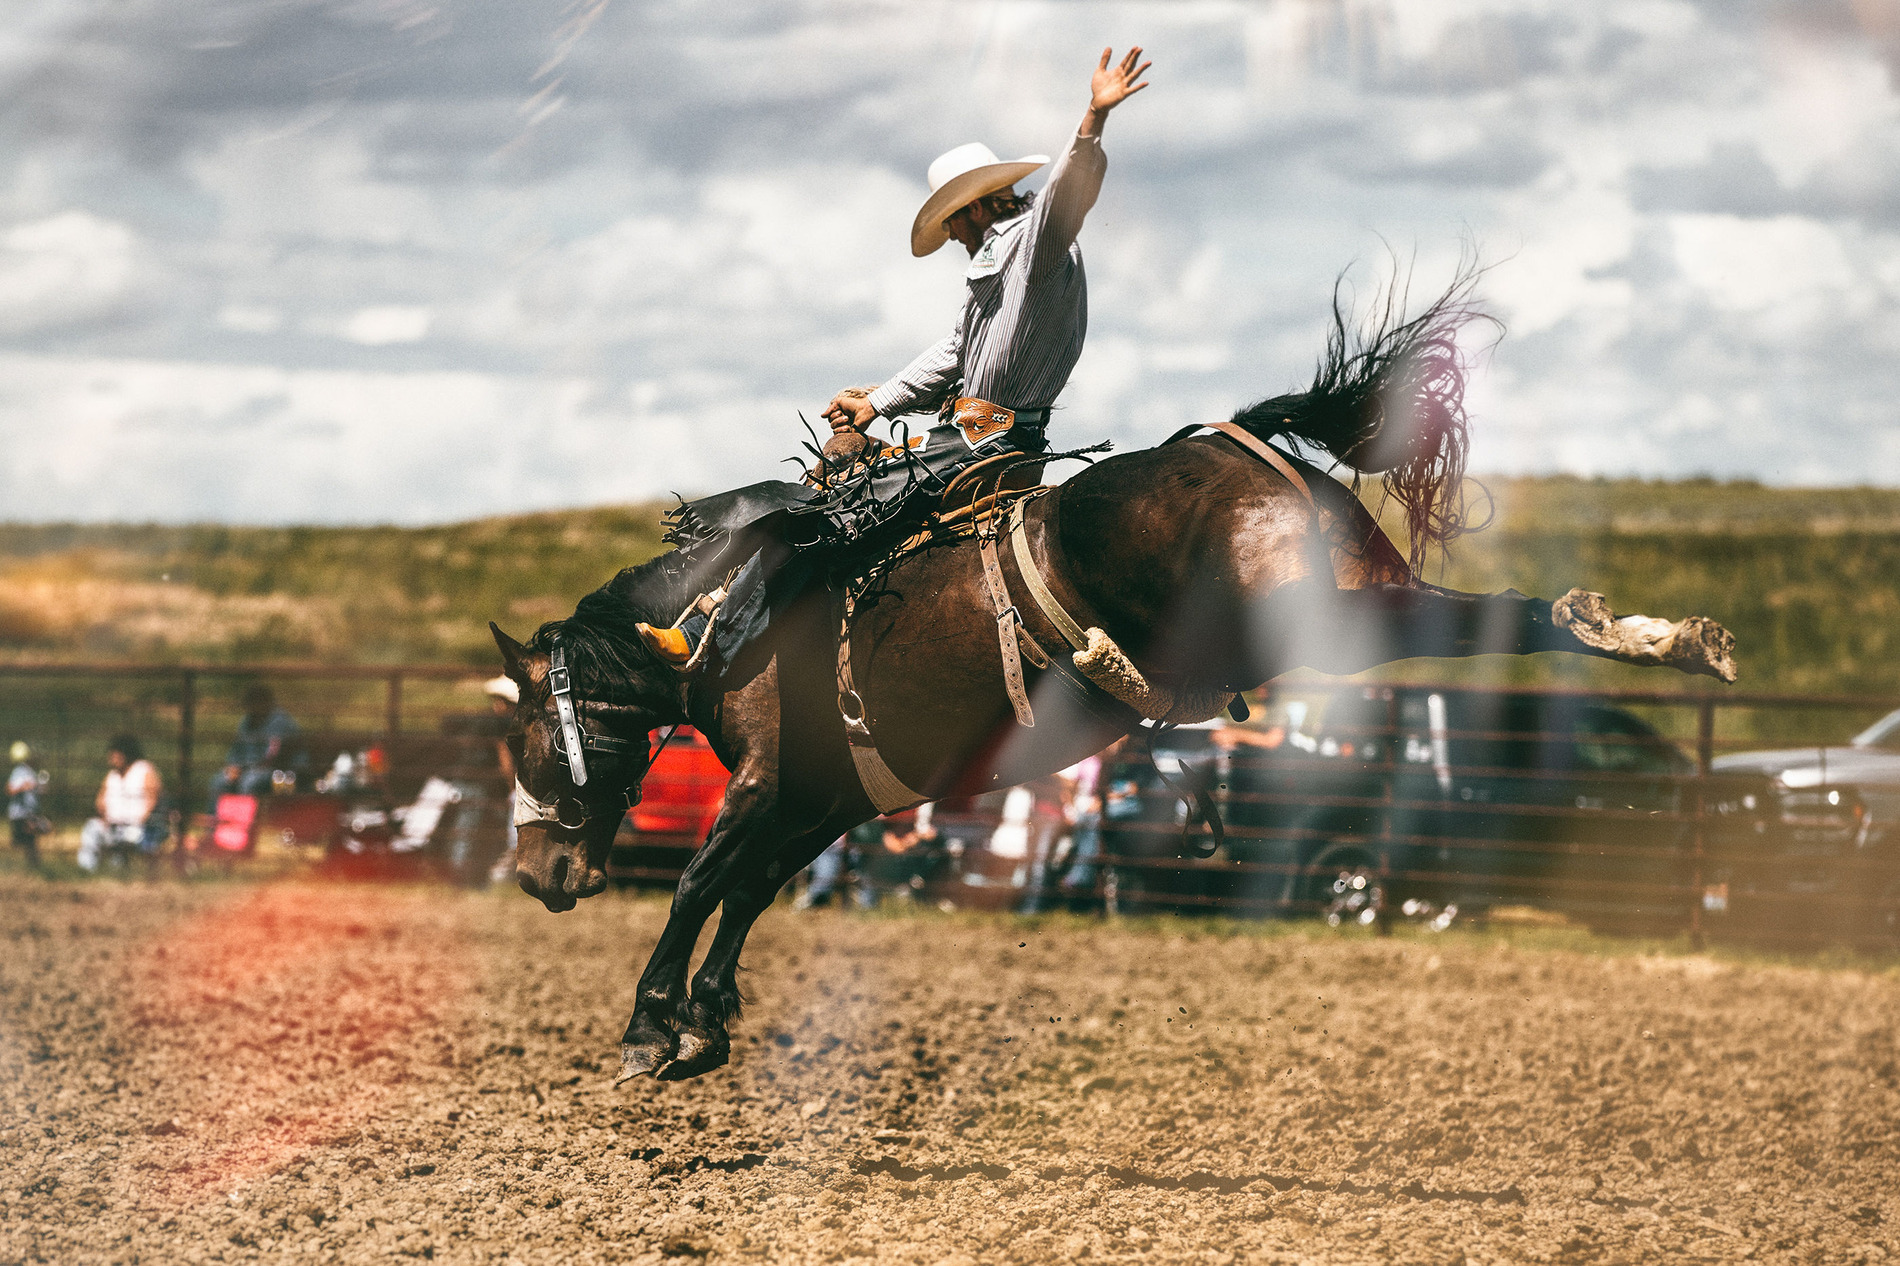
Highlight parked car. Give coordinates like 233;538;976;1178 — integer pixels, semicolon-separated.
1709;707;1893;935
1103;688;1781;928
607;727;728;887
1712;707;1897;848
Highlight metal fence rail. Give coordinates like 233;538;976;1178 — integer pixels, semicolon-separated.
4;664;1896;946
0;662;489;822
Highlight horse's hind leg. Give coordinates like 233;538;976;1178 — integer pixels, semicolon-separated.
1255;580;1737;681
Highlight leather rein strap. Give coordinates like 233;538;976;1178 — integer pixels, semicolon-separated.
1007;501;1087;652
978;525;1044;728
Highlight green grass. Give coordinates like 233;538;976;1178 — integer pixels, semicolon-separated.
3;476;1897;699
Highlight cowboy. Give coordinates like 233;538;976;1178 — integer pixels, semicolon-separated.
821;46;1151;477
644;47;1151;667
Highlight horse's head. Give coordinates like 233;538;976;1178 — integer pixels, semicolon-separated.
492;620;683;912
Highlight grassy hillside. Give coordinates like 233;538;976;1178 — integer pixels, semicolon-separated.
0;508;669;666
2;476;1896;696
1377;477;1900;697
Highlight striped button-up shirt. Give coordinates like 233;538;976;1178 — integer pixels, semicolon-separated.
867;130;1107;421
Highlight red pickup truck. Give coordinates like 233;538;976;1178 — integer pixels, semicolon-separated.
607;727;728;885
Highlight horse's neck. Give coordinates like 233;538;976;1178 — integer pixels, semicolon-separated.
611;546;719;628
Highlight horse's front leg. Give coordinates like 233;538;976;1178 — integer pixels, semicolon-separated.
656;824;851;1081
619;764;786;1080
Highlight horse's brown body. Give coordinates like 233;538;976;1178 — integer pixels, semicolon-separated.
491;427;1736;1083
852;436;1405;798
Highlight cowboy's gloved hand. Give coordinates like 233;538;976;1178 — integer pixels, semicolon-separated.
823;390;878;434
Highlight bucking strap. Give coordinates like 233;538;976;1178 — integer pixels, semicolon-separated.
1006;500;1087;652
1168;421;1314;508
977;529;1037;728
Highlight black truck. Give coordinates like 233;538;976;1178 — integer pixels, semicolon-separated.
1102;687;1823;930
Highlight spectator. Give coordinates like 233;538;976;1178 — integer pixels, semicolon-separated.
1026;746;1115;912
79;735;162;871
7;741;46;871
860;805;940;906
207;683;303;809
796;808;940;910
797;828;874;910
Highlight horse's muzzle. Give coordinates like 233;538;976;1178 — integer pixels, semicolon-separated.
515;827;607;912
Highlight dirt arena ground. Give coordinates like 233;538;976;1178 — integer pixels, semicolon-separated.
2;877;1897;1265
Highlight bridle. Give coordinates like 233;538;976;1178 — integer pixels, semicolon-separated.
513;632;648;832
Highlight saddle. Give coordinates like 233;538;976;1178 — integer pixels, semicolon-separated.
895;450;1048;551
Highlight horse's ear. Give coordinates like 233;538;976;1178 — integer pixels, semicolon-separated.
491;622;529;678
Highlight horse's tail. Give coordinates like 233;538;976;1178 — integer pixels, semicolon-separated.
1230;259;1496;572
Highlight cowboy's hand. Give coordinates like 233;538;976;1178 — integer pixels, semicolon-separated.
1090;46;1151;112
823;391;878;433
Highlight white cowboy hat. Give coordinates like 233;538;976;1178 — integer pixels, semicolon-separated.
482;674;519;704
910;142;1049;257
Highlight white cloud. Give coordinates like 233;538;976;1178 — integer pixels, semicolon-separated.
1669;213;1855;314
340;305;432;345
0;211;140;335
1;0;1899;523
216;304;282;334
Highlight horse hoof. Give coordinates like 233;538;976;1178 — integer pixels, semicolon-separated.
1665;615;1738;683
614;1041;673;1084
1552;589;1737;682
658;1029;731;1081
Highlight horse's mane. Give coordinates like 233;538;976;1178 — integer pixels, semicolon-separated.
1228;254;1499;572
528;547;703;704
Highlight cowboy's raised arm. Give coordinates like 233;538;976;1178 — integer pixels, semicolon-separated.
1031;46;1150;276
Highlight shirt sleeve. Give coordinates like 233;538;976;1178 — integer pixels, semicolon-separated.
867;326;964;419
1026;130;1107;279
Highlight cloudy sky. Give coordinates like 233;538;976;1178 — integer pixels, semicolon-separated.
2;0;1897;523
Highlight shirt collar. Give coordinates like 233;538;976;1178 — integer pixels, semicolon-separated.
982;209;1031;244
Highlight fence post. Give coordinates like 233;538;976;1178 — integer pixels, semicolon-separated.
1376;688;1396;936
385;671;403;740
1690;697;1715;951
178;669;196;808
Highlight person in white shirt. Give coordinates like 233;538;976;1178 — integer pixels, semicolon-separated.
822;47;1149;455
78;735;162;872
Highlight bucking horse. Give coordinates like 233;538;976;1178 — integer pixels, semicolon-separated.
489;279;1737;1083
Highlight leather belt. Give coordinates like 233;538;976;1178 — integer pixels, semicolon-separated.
952;397;1050;449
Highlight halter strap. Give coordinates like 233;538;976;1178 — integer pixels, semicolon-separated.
544;634;639;790
546;639;590;786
